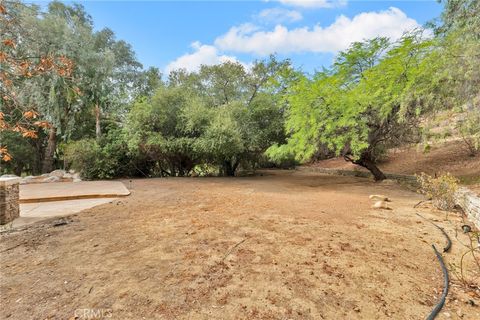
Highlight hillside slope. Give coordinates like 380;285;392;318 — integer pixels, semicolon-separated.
311;140;479;187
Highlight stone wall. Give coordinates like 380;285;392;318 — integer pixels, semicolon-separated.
0;177;20;225
456;188;480;229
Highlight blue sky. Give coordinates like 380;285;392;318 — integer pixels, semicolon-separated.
35;1;444;75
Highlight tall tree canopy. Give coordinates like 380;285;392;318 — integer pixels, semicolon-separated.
1;1;143;173
124;59;293;177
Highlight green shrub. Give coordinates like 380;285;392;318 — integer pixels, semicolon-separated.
416;172;459;211
64;139;117;179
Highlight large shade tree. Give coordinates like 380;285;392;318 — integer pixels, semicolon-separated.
0;1;74;165
268;34;435;180
124;58;293;177
1;1;143;173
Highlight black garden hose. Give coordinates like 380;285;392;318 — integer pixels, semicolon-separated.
415;213;452;252
426;245;450;320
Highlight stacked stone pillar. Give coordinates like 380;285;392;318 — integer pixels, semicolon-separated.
0;177;20;225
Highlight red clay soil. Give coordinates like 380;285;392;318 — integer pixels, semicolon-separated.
1;170;479;319
312;140;480;183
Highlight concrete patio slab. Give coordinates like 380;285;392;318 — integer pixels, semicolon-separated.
12;198;117;228
20;181;130;203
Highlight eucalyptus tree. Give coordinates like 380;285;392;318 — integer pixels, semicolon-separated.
9;1;92;172
0;0;74;168
81;27;142;140
5;1;143;172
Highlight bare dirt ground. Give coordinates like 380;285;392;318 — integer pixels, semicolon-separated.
1;170;479;319
313;140;480;187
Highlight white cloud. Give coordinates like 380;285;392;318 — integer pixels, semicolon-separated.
277;0;347;8
165;42;240;74
257;8;303;23
215;7;420;55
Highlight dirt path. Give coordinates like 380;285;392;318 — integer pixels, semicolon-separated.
0;170;478;319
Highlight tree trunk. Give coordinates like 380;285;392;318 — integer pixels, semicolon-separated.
358;157;386;181
223;160;236;177
344;152;386;181
42;126;57;173
95;103;101;140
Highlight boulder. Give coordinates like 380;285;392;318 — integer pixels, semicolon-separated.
49;169;66;178
369;194;390;202
381;179;397;185
1;174;19;178
43;176;61;183
21;176;35;184
372;200;392;210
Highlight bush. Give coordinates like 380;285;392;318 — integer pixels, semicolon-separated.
64;130;134;179
64;139;116;179
416;172;459;210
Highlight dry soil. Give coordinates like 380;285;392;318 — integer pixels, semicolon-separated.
0;170;479;319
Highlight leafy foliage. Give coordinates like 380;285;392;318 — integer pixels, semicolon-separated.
123;59;290;177
268;34;433;180
64;128;133;179
2;0;479;182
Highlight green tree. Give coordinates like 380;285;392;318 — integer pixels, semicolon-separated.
2;1;143;173
178;59;291;176
125;87;200;176
269;34;433;180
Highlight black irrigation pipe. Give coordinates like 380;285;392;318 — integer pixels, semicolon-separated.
415;213;452;253
414;212;451;319
427;245;450;320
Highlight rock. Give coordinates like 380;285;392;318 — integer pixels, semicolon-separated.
49;169;66;178
68;169;75;174
72;173;81;179
40;173;50;177
43;176;60;183
252;256;262;263
1;174;19;178
372;201;392;210
73;178;82;183
369;194;390;202
21;176;35;184
381;179;396;185
63;173;73;179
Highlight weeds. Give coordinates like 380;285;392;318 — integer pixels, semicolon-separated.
416;173;459;211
